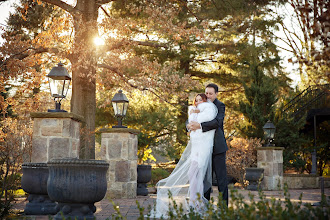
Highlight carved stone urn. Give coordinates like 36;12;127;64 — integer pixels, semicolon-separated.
21;163;57;215
245;167;264;191
47;158;109;220
137;164;152;196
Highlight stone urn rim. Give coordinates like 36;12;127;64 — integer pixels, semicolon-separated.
245;167;264;171
47;158;109;168
137;164;152;167
22;162;48;167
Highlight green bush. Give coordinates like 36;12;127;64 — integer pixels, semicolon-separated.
0;166;22;219
110;184;329;220
150;168;170;186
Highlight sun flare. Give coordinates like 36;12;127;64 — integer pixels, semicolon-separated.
94;36;105;46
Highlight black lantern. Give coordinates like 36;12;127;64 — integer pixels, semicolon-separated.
263;120;276;146
47;63;71;112
111;90;129;128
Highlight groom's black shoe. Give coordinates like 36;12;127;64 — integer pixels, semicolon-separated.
204;187;212;201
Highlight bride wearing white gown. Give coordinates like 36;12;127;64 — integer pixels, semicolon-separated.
150;94;217;218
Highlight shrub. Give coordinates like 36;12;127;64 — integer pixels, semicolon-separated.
110;184;330;220
0;117;32;218
226;137;262;186
150;168;170;186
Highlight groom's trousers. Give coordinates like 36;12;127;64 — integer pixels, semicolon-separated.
204;152;228;206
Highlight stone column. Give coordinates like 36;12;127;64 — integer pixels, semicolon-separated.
99;128;139;199
30;112;84;163
257;147;284;190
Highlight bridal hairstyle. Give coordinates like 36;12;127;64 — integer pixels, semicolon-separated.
193;93;208;106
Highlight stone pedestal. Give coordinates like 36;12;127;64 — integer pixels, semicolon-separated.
30;112;84;162
99;128;139;199
257;147;284;190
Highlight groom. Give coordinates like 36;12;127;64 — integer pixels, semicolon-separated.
187;83;228;206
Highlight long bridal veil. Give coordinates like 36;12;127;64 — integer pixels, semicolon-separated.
150;101;217;218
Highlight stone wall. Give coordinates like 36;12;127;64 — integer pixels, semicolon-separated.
99;128;139;199
325;177;330;188
283;174;319;189
30;112;83;163
257;147;284;190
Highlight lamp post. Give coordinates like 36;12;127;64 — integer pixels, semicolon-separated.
47;63;71;112
263;120;276;147
111;90;129;128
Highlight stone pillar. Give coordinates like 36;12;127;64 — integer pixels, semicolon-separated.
99;128;139;199
257;147;284;190
30;112;84;163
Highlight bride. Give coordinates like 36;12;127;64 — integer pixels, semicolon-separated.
150;93;217;218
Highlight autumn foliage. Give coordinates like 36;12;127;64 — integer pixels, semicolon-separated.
0;117;33;217
226;137;263;186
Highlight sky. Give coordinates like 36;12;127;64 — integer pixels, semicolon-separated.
0;1;17;25
0;0;301;87
0;0;18;44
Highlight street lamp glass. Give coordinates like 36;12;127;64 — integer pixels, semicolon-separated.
49;77;70;98
111;90;129;128
47;63;71;99
112;102;128;117
47;63;71;112
263;120;276;139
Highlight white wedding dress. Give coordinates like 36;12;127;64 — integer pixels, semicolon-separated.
150;101;217;218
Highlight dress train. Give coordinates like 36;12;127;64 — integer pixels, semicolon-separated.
149;101;217;218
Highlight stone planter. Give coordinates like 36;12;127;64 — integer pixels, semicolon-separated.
21;163;57;215
137;164;152;196
47;158;109;220
245;167;264;191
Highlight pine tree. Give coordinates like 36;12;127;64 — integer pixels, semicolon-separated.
239;65;279;138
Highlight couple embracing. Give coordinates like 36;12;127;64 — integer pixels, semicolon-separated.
151;83;228;218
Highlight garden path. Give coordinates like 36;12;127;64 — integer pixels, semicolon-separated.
10;186;329;220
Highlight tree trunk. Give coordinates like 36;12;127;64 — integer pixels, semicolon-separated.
175;59;189;158
69;0;99;159
40;0;112;159
71;66;96;159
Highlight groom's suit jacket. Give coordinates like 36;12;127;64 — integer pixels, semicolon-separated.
201;98;228;154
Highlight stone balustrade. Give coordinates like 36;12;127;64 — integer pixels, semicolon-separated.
99;128;139;199
283;174;319;189
30;112;84;163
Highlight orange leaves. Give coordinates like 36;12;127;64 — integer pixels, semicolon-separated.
0;34;53;117
36;0;43;6
0;117;33;164
226;137;262;185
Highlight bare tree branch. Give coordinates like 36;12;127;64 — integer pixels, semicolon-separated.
134;40;168;49
275;45;295;54
280;22;301;56
100;6;111;18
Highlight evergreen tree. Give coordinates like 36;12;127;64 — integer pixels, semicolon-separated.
107;0;289;146
6;0;56;39
274;116;309;173
239;65;278;138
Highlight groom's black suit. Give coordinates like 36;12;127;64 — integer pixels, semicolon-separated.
201;98;228;205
